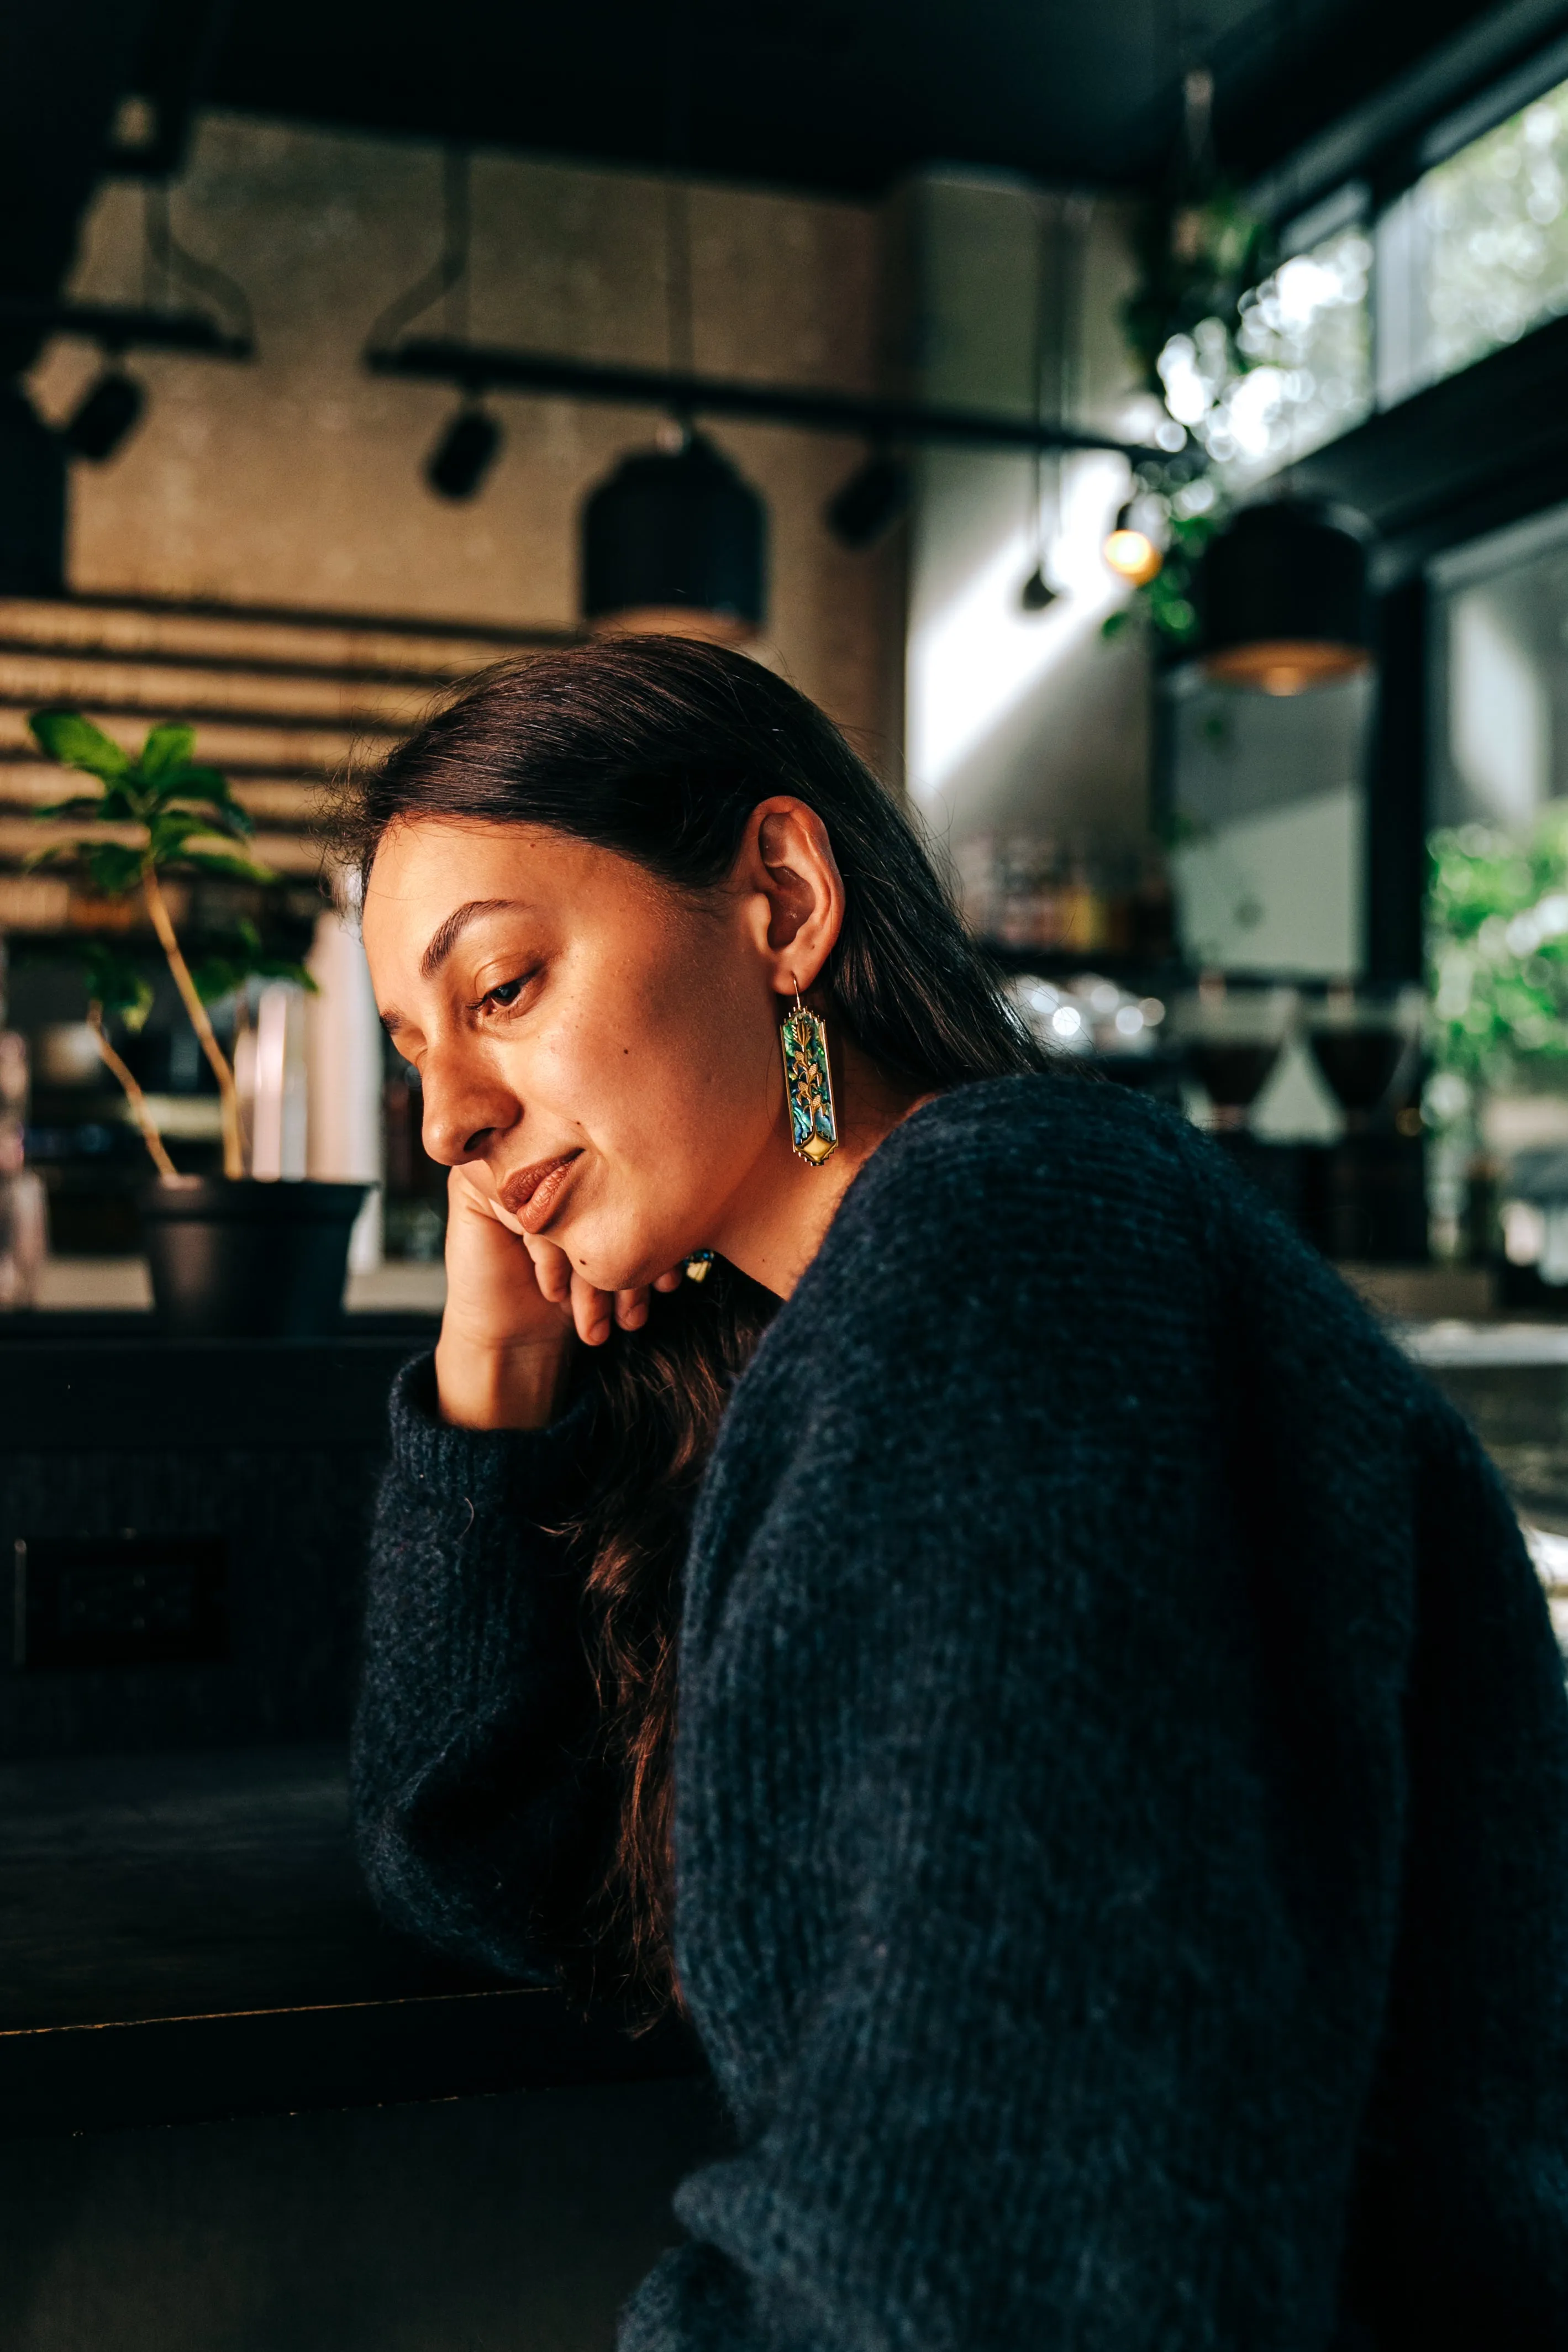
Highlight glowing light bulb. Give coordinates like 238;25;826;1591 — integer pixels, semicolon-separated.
1103;528;1162;586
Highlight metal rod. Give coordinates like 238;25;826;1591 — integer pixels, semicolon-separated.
366;337;1159;459
0;299;252;360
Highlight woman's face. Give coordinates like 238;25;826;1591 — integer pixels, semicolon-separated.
360;812;836;1293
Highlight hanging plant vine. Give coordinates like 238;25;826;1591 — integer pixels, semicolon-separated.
1102;68;1272;651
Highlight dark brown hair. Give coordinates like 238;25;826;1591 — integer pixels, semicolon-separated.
337;636;1043;2012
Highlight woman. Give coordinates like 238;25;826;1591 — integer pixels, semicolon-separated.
348;636;1568;2351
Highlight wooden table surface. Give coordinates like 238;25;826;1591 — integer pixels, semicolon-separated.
0;1743;696;2138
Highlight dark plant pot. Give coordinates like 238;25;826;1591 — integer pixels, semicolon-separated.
138;1177;370;1338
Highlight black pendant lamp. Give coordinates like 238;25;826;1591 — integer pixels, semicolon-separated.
1201;499;1372;694
581;428;766;643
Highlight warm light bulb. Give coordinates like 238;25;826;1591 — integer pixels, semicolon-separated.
1203;639;1373;694
1103;528;1162;586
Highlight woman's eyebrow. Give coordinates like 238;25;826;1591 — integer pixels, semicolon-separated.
419;898;522;978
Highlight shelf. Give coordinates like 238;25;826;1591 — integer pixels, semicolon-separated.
18;1255;446;1318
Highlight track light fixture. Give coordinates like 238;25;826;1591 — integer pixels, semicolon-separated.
1019;565;1059;613
366;148;505;504
425;403;502;501
64;367;145;464
1018;197;1083;617
825;453;909;550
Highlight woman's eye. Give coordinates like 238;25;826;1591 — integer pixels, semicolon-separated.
479;974;530;1012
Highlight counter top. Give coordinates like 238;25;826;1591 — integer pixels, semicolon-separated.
22;1254;448;1320
0;1744;696;2138
1397;1318;1568;1368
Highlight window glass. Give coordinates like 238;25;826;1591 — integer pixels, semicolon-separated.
1153;72;1568;471
1418;85;1568;385
1228;224;1374;476
1429;503;1568;829
1157;225;1372;487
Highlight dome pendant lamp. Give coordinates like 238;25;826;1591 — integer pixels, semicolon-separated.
581;425;766;643
581;149;766;641
1200;499;1372;694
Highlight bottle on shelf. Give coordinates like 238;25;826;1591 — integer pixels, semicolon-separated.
0;945;46;1307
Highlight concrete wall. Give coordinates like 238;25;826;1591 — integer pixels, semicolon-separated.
895;171;1154;870
26;114;900;759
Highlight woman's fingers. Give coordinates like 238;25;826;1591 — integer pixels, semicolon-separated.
448;1168;691;1355
486;1202;700;1345
522;1234;575;1304
570;1268;614;1346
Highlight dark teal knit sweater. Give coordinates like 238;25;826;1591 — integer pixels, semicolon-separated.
352;1077;1568;2350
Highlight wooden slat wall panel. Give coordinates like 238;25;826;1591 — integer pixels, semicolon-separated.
0;597;568;681
0;657;439;730
0;716;383;775
0;596;560;897
0;769;320;824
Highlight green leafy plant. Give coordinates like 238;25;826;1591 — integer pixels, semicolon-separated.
1102;496;1224;650
1427;811;1568;1108
1122;187;1274;403
27;710;314;1178
1108;95;1270;655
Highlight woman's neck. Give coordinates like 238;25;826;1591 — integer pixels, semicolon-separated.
712;1040;936;1299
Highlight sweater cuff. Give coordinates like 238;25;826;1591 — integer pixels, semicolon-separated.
387;1350;598;1519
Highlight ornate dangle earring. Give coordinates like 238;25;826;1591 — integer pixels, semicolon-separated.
684;1249;715;1283
780;985;839;1166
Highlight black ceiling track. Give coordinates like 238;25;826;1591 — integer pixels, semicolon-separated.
365;337;1160;461
0;297;252;362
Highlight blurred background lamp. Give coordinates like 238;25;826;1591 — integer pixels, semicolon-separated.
64;369;145;464
582;429;766;642
1103;507;1162;586
824;453;909;550
425;404;502;500
1201;498;1371;694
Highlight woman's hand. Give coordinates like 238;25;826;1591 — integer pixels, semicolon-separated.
434;1165;683;1430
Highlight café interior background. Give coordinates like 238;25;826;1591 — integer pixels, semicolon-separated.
15;0;1565;1304
11;8;1568;2350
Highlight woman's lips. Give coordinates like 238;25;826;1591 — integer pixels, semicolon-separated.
499;1151;582;1234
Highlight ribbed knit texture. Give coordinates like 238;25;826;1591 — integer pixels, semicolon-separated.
352;1077;1568;2350
352;1357;611;1979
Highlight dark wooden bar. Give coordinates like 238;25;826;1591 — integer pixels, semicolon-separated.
0;1745;697;2138
0;1328;699;2140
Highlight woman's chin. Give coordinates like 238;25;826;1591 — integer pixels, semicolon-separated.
559;1204;696;1296
570;1241;673;1296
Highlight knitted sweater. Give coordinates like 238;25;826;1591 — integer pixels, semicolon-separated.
351;1077;1568;2351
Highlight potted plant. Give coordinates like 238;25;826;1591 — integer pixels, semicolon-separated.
27;709;368;1335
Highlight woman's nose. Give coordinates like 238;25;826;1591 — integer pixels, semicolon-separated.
420;1053;519;1167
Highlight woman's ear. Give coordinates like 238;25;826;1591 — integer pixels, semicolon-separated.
734;798;845;995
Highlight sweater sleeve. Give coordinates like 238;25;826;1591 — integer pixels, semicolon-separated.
618;1087;1568;2352
350;1353;612;1981
1340;1388;1568;2345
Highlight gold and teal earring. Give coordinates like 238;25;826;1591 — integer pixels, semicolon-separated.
684;1250;715;1283
780;986;839;1166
